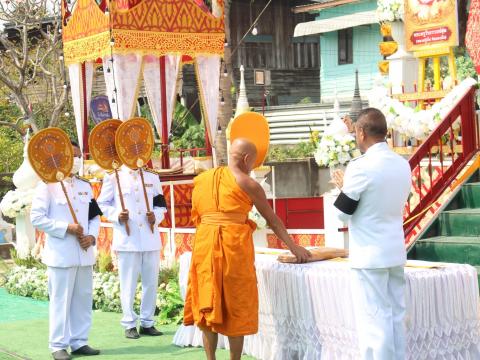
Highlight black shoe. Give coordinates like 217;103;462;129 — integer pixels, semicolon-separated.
52;350;71;360
125;327;140;339
71;345;100;356
139;326;163;336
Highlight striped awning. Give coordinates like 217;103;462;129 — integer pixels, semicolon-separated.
294;10;377;37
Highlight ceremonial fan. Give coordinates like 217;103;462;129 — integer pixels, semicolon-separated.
229;111;270;168
115;117;155;233
27;128;81;234
89;119;130;235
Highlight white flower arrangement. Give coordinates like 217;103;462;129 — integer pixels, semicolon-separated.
4;266;49;300
314;134;360;168
5;265;183;324
369;77;477;141
249;206;267;230
376;0;404;22
0;188;36;219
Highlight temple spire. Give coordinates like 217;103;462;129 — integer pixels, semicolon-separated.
234;65;250;118
350;69;363;122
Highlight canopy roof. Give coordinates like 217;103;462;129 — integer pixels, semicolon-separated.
62;0;225;65
293;10;376;37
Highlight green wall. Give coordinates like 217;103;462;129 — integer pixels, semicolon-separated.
317;0;383;99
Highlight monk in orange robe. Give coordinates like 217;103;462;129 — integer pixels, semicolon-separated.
184;138;311;360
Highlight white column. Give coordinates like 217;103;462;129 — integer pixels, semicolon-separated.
388;21;418;95
323;190;348;249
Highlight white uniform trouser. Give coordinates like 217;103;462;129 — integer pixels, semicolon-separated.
117;251;160;329
351;266;406;360
47;266;93;353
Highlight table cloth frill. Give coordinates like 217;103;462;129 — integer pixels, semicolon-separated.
173;252;480;360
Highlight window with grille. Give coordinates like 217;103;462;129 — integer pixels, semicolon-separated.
338;28;353;65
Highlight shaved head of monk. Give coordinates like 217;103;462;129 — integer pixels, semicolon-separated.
229;138;258;174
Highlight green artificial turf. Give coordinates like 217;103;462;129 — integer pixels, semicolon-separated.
0;289;254;360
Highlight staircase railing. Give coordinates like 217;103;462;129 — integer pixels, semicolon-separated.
404;86;478;244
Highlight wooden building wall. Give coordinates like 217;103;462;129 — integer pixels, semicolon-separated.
228;0;321;106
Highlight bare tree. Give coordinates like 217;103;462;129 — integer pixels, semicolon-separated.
0;0;68;135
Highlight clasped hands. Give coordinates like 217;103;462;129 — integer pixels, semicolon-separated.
119;210;156;226
67;224;94;250
330;169;345;189
328;116;352;189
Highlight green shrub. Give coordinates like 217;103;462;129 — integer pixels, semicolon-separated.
10;248;46;269
5;263;185;325
267;142;316;162
95;252;114;273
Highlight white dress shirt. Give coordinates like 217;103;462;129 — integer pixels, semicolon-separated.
97;165;167;252
334;142;412;269
30;176;100;268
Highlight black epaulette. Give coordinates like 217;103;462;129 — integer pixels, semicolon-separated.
144;168;160;175
75;175;91;183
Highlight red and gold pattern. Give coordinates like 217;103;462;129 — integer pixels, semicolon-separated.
160;183;195;228
116;0;144;10
174;232;195;258
97;226;113;254
160;231;169;259
267;233;325;249
63;0;225;65
92;181;194;227
466;0;480;74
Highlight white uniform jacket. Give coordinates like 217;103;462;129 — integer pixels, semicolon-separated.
97;166;167;252
30;176;101;268
334;142;412;269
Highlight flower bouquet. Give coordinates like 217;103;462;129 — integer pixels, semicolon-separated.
376;0;404;22
0;189;35;219
369;77;477;141
314;133;359;169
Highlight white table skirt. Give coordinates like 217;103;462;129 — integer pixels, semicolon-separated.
173;252;480;360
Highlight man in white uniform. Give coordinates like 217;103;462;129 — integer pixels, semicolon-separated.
30;142;102;360
332;108;411;360
97;165;167;339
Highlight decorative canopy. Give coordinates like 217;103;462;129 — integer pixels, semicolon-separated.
63;0;225;169
62;0;225;65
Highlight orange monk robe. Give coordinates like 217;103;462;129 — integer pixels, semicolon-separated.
183;167;258;337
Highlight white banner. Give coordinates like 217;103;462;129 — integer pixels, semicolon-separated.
103;53;143;121
143;55;180;139
195;55;221;145
68;61;94;151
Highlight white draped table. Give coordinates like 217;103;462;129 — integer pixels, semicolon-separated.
173;252;480;360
